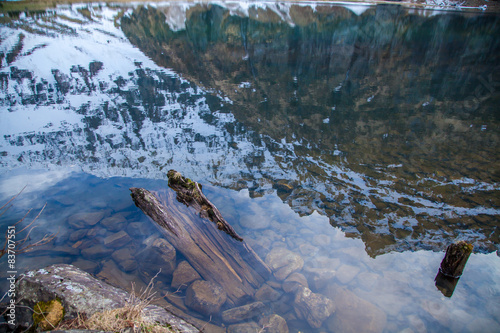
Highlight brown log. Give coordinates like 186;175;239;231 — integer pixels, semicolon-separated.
130;171;271;305
166;169;243;241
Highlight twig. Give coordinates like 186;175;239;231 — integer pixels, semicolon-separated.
0;193;57;259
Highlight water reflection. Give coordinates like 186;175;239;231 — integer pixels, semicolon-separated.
0;2;498;257
0;2;499;331
0;168;499;332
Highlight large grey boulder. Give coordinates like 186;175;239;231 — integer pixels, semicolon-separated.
14;264;197;332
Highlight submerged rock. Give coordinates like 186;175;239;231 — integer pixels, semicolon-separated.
255;283;282;302
259;314;289;333
101;213;128;232
97;259;147;292
293;286;335;329
139;238;177;278
239;214;271;230
265;248;304;281
185;280;227;316
111;247;137;272
81;244;113;259
227;321;261;333
326;287;386;333
69;229;88;242
335;264;360;285
282;272;308;294
67;211;106;229
222;301;267;324
127;221;153;236
103;230;132;248
171;260;201;291
71;258;99;274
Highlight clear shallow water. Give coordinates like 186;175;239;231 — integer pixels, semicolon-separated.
0;1;499;332
0;168;499;332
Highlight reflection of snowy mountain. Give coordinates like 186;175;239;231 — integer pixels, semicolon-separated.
0;3;499;256
0;6;264;184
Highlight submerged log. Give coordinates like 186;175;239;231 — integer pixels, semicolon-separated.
130;171;271;305
435;240;473;297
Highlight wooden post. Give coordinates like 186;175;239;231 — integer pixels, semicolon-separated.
130;170;271;305
435;241;473;297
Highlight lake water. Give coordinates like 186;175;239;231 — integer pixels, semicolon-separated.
0;2;499;332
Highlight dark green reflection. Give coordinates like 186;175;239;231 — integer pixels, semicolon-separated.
121;4;499;256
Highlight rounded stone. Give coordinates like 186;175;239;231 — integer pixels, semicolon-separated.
294;286;335;329
171;260;201;290
282;272;308;293
265;247;304;281
185;280;227;316
259;314;289;333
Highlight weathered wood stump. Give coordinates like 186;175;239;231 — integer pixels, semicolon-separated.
438;241;473;278
130;170;271;305
435;240;473;297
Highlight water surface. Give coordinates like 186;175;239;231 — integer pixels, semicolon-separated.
0;2;499;332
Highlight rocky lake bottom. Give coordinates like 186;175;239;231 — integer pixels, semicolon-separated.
0;168;499;332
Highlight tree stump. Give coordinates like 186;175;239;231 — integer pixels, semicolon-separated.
130;170;271;305
438;241;473;278
435;240;473;297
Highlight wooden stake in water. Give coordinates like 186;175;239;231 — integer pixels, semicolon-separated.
435;241;473;297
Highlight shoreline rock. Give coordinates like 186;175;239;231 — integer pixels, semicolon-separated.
11;264;198;332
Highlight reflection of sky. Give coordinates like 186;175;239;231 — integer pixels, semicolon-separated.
1;3;498;256
0;168;499;331
206;184;500;332
0;167;75;203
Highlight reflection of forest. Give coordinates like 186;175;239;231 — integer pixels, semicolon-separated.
122;4;499;256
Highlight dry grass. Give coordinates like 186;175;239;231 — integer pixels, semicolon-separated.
57;271;176;333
